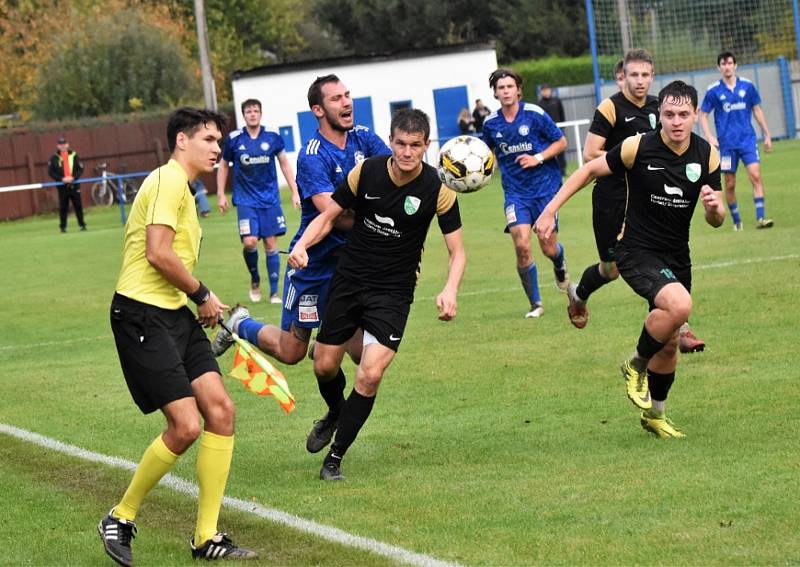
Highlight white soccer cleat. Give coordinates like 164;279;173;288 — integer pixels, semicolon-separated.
269;293;282;304
525;304;544;318
249;285;262;303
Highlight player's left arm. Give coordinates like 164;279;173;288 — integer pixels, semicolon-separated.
702;148;725;228
516;114;567;169
277;151;301;209
751;104;772;152
435;189;464;321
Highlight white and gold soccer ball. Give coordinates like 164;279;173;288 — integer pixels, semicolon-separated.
437;135;494;193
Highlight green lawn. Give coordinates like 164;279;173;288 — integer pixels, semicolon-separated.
1;139;798;565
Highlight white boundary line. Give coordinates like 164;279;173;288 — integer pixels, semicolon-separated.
0;422;460;567
1;253;796;353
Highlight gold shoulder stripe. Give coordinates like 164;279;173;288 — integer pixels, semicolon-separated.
620;135;641;169
346;160;364;196
709;145;720;172
598;98;616;126
436;184;457;215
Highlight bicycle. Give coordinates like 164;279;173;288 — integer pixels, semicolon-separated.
90;163;140;206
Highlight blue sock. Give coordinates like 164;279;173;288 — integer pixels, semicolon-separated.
243;248;259;285
729;201;741;226
549;242;566;271
238;317;265;345
754;197;765;221
518;263;542;306
266;250;280;295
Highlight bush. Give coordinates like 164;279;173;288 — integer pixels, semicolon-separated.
34;9;196;119
508;54;619;94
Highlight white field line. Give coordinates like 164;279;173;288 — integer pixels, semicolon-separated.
416;253;799;301
1;253;796;352
0;422;460;567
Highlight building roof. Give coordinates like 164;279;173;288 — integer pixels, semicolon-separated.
233;42;496;80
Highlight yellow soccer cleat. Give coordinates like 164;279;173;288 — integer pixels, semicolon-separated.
640;410;685;439
621;359;652;410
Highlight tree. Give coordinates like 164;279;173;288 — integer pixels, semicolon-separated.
34;8;195;118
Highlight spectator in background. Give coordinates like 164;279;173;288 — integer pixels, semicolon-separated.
458;107;475;134
472;99;491;133
191;179;211;218
537;84;567;177
614;58;625;91
48;136;86;232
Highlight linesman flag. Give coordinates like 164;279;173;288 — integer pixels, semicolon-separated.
228;334;295;414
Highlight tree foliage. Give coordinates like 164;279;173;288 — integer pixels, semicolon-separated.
34;7;194;118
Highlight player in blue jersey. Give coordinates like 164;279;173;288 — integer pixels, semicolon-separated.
212;75;390;453
482;67;570;318
699;51;773;231
217;99;301;304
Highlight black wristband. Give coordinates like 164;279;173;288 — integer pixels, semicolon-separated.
188;281;210;305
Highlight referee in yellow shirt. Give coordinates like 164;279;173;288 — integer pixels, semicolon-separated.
97;108;257;565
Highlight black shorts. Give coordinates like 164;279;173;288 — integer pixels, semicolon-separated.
110;293;220;414
316;274;412;352
592;192;626;263
615;244;692;311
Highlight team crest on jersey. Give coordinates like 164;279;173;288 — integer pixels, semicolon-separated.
404;196;421;215
738;89;746;98
648;113;656;129
354;151;365;163
260;142;270;151
518;125;530;136
685;163;701;182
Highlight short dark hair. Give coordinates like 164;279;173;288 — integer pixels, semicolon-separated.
166;107;226;153
717;51;736;65
489;67;522;91
240;98;261;114
613;58;625;78
624;48;654;73
390;108;430;141
307;74;340;109
658;80;698;110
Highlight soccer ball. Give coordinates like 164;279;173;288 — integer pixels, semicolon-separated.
437;135;494;193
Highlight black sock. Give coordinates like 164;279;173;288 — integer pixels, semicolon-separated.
317;368;346;415
632;325;665;371
575;263;611;301
328;389;376;459
647;370;675;401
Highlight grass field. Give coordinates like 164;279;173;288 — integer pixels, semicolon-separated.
1;139;799;566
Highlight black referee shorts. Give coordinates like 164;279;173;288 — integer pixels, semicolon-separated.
615;245;692;311
592;193;626;263
316;274;412;352
110;293;220;414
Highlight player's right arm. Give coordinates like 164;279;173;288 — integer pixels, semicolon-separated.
584;98;615;161
287;199;344;269
535;153;614;240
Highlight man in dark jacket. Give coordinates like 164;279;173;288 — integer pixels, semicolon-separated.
537;84;567;177
48;136;86;232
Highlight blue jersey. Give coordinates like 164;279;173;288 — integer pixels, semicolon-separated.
482;102;564;200
222;126;285;208
700;77;761;150
290;125;390;262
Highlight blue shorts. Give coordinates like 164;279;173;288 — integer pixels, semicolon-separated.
280;255;338;331
504;194;558;232
720;145;759;173
237;204;287;239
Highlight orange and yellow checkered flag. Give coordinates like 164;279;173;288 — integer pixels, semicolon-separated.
228;333;295;414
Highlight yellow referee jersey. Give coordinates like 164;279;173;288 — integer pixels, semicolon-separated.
116;159;201;309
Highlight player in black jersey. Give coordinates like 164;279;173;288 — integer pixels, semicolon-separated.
288;109;465;479
536;81;725;438
569;49;707;353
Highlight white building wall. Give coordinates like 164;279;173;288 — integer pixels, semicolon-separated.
230;47;499;185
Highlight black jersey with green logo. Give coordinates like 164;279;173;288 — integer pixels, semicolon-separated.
605;131;721;254
590;92;659;201
331;156;461;291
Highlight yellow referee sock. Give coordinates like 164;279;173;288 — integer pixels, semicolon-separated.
113;434;179;521
194;431;235;546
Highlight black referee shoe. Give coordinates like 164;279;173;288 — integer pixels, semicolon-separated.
98;512;136;567
190;532;258;561
320;460;345;481
306;410;338;453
